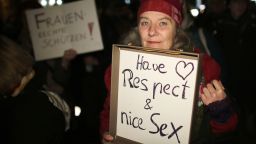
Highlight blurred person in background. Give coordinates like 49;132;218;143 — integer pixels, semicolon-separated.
195;0;228;37
0;35;70;144
215;0;256;142
181;0;228;87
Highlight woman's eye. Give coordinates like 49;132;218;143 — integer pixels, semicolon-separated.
140;21;149;27
159;21;168;27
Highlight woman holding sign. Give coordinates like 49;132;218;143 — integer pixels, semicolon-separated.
100;0;238;143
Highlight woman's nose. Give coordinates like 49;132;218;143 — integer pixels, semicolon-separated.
148;24;157;37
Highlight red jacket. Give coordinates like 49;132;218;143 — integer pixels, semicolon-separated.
100;53;238;136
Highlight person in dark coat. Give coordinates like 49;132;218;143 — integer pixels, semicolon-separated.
0;35;70;144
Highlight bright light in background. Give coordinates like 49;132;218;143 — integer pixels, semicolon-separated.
74;106;81;117
199;4;206;12
39;0;47;7
56;0;63;5
124;0;131;5
196;0;202;9
48;0;55;6
39;0;63;7
190;8;199;17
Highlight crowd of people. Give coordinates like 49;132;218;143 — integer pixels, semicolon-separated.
0;0;255;143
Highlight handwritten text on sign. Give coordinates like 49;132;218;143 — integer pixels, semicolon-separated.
116;50;199;144
26;0;103;61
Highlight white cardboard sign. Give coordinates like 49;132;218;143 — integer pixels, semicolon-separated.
110;45;201;144
26;0;103;61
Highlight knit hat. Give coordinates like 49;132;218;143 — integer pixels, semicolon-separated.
138;0;182;25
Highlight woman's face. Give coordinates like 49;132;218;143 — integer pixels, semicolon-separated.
138;11;177;50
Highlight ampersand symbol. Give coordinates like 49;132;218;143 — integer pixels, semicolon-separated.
144;98;153;110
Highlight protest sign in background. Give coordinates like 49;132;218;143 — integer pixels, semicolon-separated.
26;0;103;61
110;45;201;144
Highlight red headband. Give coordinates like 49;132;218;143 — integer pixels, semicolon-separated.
138;0;182;25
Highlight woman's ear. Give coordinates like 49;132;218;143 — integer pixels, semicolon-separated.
11;70;35;97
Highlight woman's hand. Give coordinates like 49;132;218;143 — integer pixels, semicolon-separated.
61;49;77;69
102;132;114;143
63;49;77;61
200;80;226;105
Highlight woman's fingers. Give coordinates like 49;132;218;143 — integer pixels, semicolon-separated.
206;83;216;96
200;93;210;105
202;86;211;97
201;86;213;105
212;80;224;91
200;80;227;105
103;133;114;142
